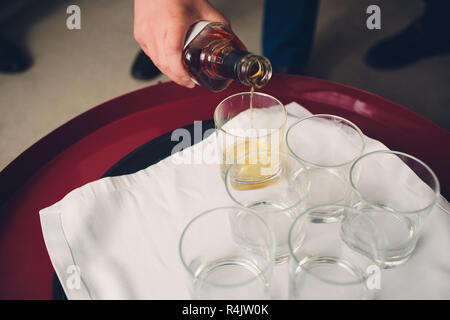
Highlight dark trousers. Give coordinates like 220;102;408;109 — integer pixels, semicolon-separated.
262;0;450;68
263;0;319;68
424;0;450;30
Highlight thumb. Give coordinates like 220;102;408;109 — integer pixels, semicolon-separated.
200;3;230;26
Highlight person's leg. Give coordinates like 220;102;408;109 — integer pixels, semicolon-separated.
422;0;450;31
263;0;319;74
365;0;450;70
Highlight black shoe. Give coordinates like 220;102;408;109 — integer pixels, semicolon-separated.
365;19;450;70
0;36;31;73
131;50;161;80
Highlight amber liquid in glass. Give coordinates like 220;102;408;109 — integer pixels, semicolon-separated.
224;89;281;191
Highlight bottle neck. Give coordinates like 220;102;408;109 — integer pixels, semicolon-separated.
223;51;272;88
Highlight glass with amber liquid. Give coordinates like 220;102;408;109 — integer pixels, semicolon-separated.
183;21;272;92
214;92;287;190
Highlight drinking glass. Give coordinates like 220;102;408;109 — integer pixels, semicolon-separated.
225;151;310;263
179;207;275;299
214;92;287;182
286;114;365;208
348;150;440;268
288;205;382;300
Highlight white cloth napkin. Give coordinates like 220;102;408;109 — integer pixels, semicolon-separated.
40;102;450;300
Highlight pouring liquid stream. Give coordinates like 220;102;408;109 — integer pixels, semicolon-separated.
250;86;254;128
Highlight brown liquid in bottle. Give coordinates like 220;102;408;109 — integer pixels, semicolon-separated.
183;22;271;92
183;23;246;92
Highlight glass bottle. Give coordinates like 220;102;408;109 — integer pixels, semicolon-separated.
183;21;272;92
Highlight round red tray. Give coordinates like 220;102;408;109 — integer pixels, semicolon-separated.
0;74;449;299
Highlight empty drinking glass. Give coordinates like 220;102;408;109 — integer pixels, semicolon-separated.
179;207;275;299
348;150;440;268
225;151;310;263
288;205;382;300
214;92;287;180
286;114;365;208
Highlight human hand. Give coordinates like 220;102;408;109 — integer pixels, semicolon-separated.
134;0;229;88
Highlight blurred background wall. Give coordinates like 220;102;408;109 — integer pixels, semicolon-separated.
0;0;449;171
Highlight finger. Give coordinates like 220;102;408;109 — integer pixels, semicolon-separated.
200;2;230;26
163;25;196;88
167;71;196;88
163;53;195;88
144;38;193;88
164;55;196;88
